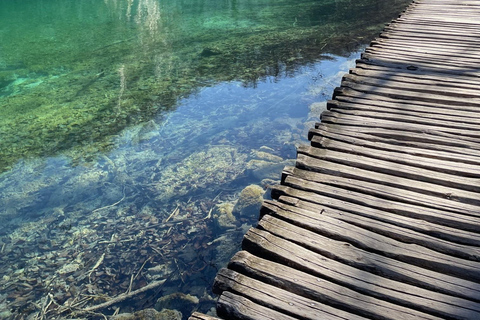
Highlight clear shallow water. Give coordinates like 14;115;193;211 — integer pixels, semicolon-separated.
0;0;410;318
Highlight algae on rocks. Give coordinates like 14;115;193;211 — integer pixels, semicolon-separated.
232;184;265;220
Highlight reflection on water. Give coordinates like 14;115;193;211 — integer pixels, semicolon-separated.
0;0;410;319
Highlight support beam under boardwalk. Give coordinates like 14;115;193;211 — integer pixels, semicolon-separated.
190;0;480;319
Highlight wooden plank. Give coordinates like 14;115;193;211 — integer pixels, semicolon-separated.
350;68;480;91
381;28;480;42
380;31;480;46
265;181;480;280
189;312;223;320
216;292;299;320
263;198;480;265
228;251;447;320
333;89;480;116
356;56;480;77
256;212;480;313
325;106;480;134
366;46;480;66
355;59;480;80
310;125;480;166
272;181;480;246
298;137;480;203
315;115;480;177
338;78;480;109
370;49;480;65
241;228;468;319
283;155;480;232
371;40;480;58
314;121;480;156
394;17;480;29
285;162;480;218
362;51;480;69
213;268;367;320
316;121;480;153
385;23;480;35
343;73;480;99
272;174;480;246
297;143;480;194
328;100;480;126
361;52;480;71
322;111;480;141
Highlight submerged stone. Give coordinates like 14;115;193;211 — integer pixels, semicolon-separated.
212;201;237;230
232;184;265;219
112;308;181;320
200;47;222;57
155;293;199;317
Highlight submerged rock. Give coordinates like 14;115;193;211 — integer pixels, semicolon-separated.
154;146;247;202
212;201;237;230
246;148;294;181
155;293;199;317
112;308;181;320
232;184;265;219
199;47;222;57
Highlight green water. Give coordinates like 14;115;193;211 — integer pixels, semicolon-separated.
0;0;409;171
0;0;411;319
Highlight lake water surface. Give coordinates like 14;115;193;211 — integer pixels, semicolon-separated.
0;0;410;318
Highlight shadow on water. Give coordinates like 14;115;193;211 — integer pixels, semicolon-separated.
0;0;412;319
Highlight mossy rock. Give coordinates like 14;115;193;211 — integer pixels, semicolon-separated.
232;184;265;219
212;202;237;230
112;308;181;320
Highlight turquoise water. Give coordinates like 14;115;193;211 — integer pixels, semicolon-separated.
0;0;410;318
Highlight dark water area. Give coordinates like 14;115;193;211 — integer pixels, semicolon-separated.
0;0;410;319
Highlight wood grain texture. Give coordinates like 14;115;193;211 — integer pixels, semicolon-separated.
203;1;480;319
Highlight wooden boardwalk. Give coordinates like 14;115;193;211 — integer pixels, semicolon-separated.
190;0;480;319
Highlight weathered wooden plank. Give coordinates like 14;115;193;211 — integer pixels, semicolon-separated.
350;68;480;91
356;56;480;77
213;268;367;320
189;312;223;320
310;125;480;166
382;28;480;42
322;111;480;141
338;78;480;109
371;40;480;58
332;91;480;117
362;51;480;70
314;121;480;156
216;292;299;320
241;228;472;319
355;59;480;80
366;44;480;63
286;162;480;219
327;106;480;135
262;198;480;265
283;155;480;232
270;183;480;246
313;118;480;177
256;212;480;312
328;100;480;127
385;23;480;35
394;17;480;30
343;67;480;97
361;52;480;72
380;31;480;46
298;143;480;193
343;73;480;100
297;138;480;204
264;184;480;280
361;52;480;70
228;251;448;320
